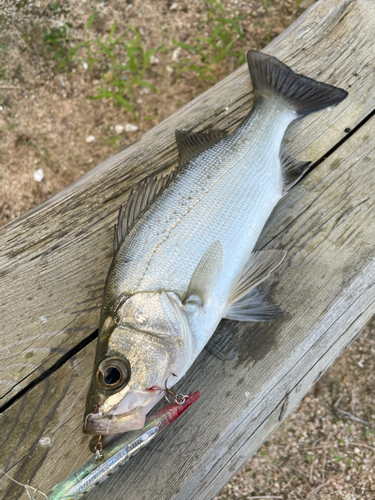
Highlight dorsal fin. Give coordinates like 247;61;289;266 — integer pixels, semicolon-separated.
113;173;174;253
175;129;228;168
280;150;311;193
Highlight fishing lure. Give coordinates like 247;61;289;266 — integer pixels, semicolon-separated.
47;391;200;499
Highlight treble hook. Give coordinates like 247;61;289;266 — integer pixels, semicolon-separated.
94;435;104;462
164;373;188;405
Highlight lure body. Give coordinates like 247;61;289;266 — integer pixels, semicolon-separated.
48;392;199;499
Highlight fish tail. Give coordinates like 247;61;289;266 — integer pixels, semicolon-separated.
247;50;348;115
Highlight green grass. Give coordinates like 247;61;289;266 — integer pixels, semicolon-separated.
42;16;157;115
172;0;247;82
43;22;76;73
294;0;305;9
89;24;157;116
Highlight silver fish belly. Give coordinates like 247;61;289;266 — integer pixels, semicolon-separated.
83;50;348;435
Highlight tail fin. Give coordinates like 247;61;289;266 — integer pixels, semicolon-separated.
247;50;348;115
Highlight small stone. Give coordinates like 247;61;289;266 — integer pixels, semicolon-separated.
166;66;174;74
354;447;360;454
40;315;47;324
124;124;139;132
172;48;180;63
34;168;44;182
39;437;51;446
245;391;251;398
82;62;88;70
86;135;95;144
115;125;124;134
0;105;3;111
169;2;178;10
150;55;159;65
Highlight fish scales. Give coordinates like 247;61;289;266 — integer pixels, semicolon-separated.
84;50;348;436
108;101;289;302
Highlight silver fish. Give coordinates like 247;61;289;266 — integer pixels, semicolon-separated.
83;50;347;435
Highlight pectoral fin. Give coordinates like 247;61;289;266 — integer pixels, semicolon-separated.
228;250;286;305
185;240;224;305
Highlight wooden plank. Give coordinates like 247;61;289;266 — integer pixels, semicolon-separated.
1;0;374;405
1;104;375;500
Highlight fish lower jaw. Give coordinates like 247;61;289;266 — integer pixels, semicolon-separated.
83;406;147;435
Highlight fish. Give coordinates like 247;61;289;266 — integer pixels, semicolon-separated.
83;50;348;436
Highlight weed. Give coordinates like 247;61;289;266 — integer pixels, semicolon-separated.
43;14;99;73
293;0;305;9
262;0;269;13
173;0;247;82
90;24;157;116
43;22;76;72
43;16;156;114
107;135;121;148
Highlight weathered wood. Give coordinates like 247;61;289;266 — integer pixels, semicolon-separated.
0;0;374;405
1;0;375;498
1;84;375;500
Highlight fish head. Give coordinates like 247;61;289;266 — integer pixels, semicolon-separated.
83;291;190;435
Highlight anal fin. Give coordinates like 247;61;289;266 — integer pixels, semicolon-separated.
225;287;283;322
281;150;311;193
229;249;286;305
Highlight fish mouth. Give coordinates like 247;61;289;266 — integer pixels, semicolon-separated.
83;406;147;435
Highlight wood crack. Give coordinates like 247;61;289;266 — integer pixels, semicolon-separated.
0;330;98;414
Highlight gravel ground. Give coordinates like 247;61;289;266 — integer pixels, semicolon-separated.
1;1;374;498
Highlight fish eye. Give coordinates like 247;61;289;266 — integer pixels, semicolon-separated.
104;367;121;385
96;357;130;391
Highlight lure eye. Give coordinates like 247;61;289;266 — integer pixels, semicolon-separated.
96;357;130;391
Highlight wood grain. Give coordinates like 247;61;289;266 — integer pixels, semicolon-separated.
0;0;374;405
1;96;375;500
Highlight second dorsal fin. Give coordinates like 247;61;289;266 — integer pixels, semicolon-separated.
175;129;228;168
113;173;174;253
